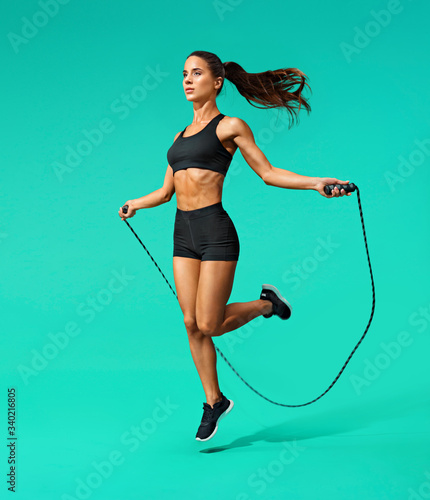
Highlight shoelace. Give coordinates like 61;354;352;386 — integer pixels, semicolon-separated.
201;404;214;423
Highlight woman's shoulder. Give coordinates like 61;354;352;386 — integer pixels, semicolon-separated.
220;115;251;135
221;114;244;123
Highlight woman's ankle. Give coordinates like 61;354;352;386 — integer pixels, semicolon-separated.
261;299;273;316
206;392;223;407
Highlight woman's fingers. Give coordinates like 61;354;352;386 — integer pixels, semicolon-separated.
321;179;352;198
331;186;345;197
119;207;127;220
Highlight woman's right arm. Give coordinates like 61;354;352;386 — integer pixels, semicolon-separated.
133;163;175;209
119;132;179;219
119;163;175;219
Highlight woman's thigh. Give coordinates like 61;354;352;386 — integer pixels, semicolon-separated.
196;260;237;332
172;256;201;325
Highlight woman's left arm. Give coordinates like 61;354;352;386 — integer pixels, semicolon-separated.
231;117;352;198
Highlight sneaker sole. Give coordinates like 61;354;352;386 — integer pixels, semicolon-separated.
195;399;234;442
262;284;293;318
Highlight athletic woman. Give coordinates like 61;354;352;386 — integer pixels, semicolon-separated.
118;50;351;442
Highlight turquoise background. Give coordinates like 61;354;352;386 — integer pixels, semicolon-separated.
2;0;429;498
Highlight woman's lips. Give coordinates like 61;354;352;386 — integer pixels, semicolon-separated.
186;89;194;93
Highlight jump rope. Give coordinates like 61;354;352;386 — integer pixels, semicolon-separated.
121;182;375;407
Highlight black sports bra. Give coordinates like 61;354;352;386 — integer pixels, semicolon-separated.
167;113;233;176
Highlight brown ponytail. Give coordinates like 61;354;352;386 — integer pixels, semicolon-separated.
187;50;312;128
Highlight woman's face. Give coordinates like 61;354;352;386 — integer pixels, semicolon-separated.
183;56;220;102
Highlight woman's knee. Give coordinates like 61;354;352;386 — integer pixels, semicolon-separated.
196;320;220;337
183;315;201;336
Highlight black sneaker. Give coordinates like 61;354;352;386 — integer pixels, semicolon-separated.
260;284;292;319
195;393;234;441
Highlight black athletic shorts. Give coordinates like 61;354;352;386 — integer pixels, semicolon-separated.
173;202;240;261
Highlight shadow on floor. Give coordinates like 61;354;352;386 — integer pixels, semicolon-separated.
200;388;430;453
